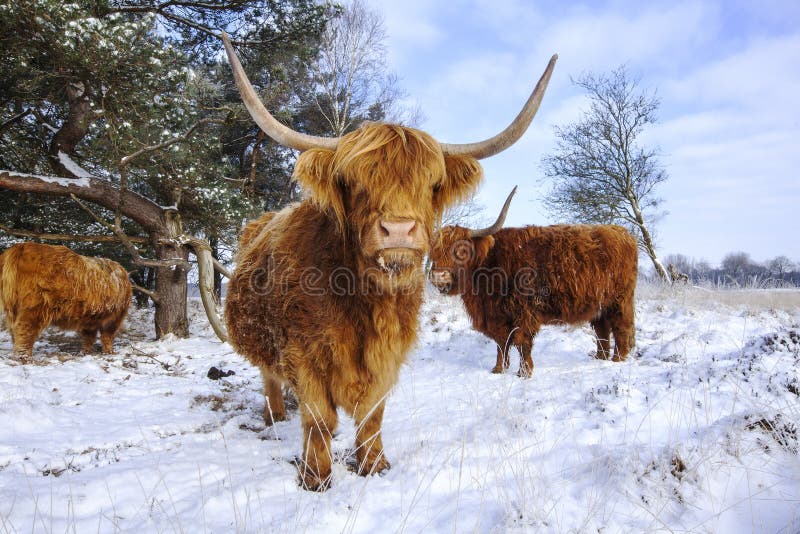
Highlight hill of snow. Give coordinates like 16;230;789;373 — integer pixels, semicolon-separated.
1;285;799;532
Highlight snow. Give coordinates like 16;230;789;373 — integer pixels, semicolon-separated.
1;169;91;189
57;151;94;180
1;286;799;532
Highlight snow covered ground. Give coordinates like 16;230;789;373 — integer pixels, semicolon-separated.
1;284;799;533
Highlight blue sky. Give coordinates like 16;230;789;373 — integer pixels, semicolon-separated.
373;0;798;265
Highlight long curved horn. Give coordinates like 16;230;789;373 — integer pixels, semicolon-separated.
440;55;558;160
468;186;517;238
221;32;339;152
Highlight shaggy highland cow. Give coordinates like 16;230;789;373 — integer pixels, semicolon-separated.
429;188;638;377
221;34;557;490
0;242;132;357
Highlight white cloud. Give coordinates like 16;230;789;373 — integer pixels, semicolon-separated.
663;33;800;114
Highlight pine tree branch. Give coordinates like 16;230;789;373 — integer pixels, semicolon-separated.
0;224;148;244
70;194;190;269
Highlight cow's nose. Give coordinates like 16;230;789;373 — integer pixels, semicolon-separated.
430;270;452;285
380;220;420;249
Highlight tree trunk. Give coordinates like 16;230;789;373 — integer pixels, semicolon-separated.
640;226;669;283
48;81;95;176
152;212;189;338
630;199;669;282
153;244;189;338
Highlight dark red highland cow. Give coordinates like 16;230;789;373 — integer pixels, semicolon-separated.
430;189;638;378
220;34;557;490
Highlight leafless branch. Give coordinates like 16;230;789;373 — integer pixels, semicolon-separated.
0;109;32;135
212;256;232;278
131;283;161;303
0;224;149;244
120;118;223;168
70;194;190;269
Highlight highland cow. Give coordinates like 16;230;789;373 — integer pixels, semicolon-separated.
221;34;557;490
0;242;132;357
429;189;638;377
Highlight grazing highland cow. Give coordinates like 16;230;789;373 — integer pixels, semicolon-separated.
221;34;557;490
429;188;638;377
0;242;132;357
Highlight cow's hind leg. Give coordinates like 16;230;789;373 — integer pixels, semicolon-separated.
516;340;534;378
514;327;537;378
354;394;390;476
591;316;612;360
260;367;286;425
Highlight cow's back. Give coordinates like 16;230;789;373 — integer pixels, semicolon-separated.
1;243;131;330
490;224;637;323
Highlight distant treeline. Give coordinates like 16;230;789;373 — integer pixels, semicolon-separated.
661;252;799;288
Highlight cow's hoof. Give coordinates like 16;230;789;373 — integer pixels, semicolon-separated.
517;368;533;379
264;410;286;427
297;467;331;492
490;366;504;374
358;454;391;477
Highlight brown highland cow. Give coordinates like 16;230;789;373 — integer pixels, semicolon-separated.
221;34;557;490
429;189;638;377
0;242;132;357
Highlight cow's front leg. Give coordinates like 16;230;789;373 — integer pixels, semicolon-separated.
12;318;44;358
491;345;511;374
81;328;98;353
297;393;338;491
99;316;125;354
354;395;390;476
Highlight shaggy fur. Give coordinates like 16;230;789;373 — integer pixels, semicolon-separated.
0;242;132;356
429;224;638;377
224;123;483;491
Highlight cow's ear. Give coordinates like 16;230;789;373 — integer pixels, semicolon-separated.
473;236;496;263
434;154;484;215
294;149;346;230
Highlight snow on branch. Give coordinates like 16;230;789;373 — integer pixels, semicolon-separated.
57;151;94;180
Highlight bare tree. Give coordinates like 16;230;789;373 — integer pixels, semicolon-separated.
440;197;486;229
720;251;757;285
305;0;419;135
542;65;669;281
766;255;795;280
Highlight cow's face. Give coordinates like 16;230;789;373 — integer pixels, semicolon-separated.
294;124;483;290
429;226;495;295
221;33;554;293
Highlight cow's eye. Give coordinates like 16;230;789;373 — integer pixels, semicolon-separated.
450;240;473;263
